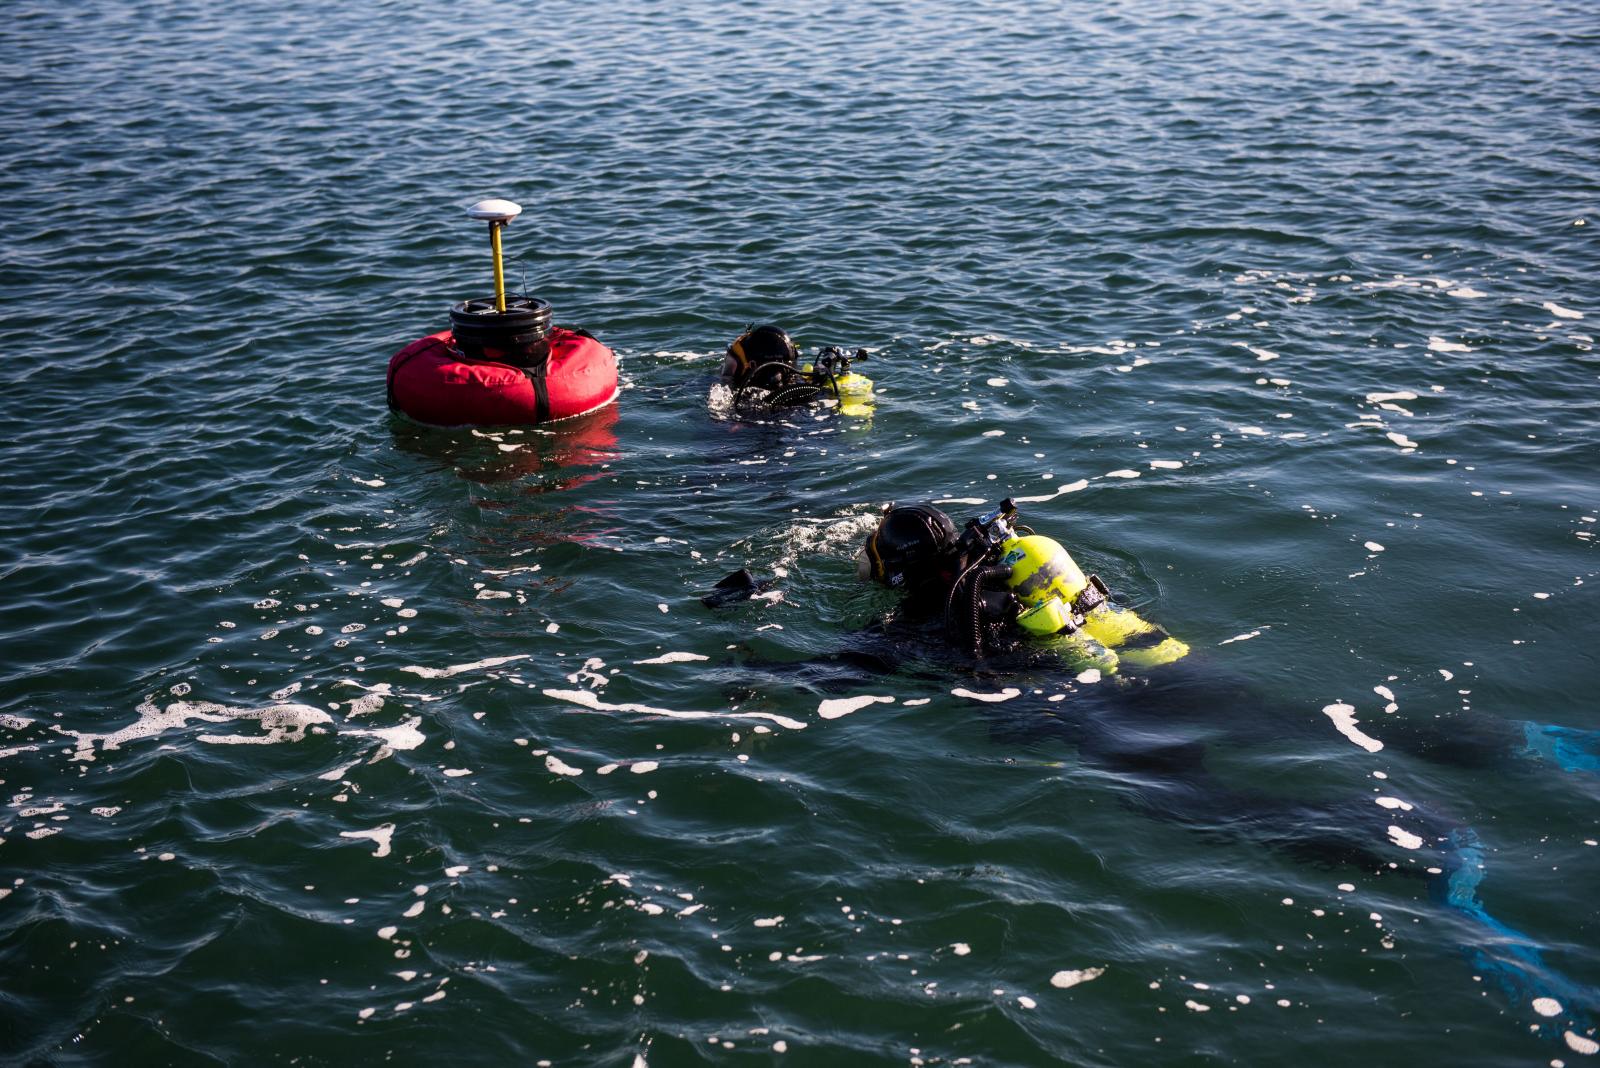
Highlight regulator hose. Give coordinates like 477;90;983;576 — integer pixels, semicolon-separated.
946;562;1013;658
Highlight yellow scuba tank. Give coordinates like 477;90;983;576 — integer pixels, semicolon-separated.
1000;534;1189;671
799;362;874;417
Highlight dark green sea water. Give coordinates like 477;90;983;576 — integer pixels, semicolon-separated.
2;1;1598;1064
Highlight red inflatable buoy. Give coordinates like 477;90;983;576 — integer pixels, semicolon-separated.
387;325;618;428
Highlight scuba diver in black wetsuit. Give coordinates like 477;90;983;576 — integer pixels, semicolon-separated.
720;324;875;414
855;498;1189;673
707;497;1600;1046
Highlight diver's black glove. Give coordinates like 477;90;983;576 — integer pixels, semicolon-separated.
701;569;773;608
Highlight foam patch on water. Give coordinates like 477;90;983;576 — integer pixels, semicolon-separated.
1565;1031;1599;1055
763;509;882;573
61;698;333;761
1013;479;1089;504
1322;703;1383;752
344;717;426;752
401;655;530;679
543;688;807;731
1543;301;1584;320
1051;967;1105;988
1386;825;1424;850
818;695;895;719
545;755;583;776
634;652;710;665
951;687;1021;703
1427;336;1472;353
340;824;395;858
1150;460;1184;470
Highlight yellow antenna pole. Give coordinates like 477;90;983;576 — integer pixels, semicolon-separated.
465;198;524;313
489;222;508;312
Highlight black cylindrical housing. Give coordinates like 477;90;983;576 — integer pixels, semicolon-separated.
449;295;554;365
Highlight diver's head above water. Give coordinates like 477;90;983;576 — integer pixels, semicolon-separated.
724;324;800;391
857;503;961;589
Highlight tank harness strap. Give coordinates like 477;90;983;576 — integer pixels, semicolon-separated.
1074;574;1111;616
1049;574;1112;636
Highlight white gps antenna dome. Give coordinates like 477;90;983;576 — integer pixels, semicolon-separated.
467;198;522;224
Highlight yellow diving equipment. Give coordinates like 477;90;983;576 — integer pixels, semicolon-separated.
1001;533;1189;671
799;361;874;416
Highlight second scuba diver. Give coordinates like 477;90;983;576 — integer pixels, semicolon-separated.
720;324;875;416
705;497;1600;1038
855;498;1187;674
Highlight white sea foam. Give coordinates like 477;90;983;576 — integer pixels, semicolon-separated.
1050;966;1106;989
318;760;361;782
344;717;426;752
1543;301;1584;320
544;755;583;777
1565;1031;1599;1055
951;687;1021;703
1103;469;1140;479
818;695;894;720
1013;479;1089;504
1386;825;1424;850
1322;703;1383;753
341;824;395;858
61;698;333;761
1219;630;1261;645
543;688;807;731
634;652;710;665
1149;460;1184;470
400;655;530;679
1427;336;1472;353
